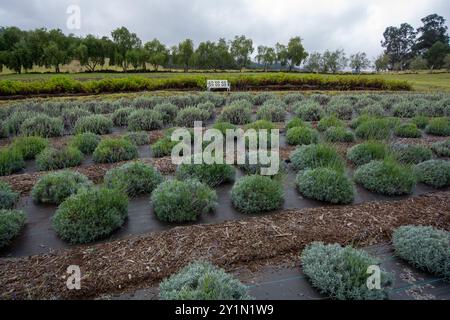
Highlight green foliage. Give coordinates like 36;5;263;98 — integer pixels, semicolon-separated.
394;123;422;138
286;127;319;145
431;139;450;157
69;132;100;154
74;115;113;135
123;131;149;146
294;101;323;121
52;187;128;244
425;117;450;136
285;117;307;130
0;209;26;249
175;107;210;127
296;168;355;204
128;109;164;131
392;101;417;118
238;151;285;178
4;111;35;135
410;115;429;129
414;160;450;188
230;175;284;214
283;93;304;105
32;171;92;204
152;137;179;158
104;162;163;197
354;159;416;195
10;136;48;160
36;147;83;171
217;101;252;125
355;118;392;140
391;143;432;164
347;141;388;166
0;181;19;210
111;107;134;126
61;107;92;130
393;225;450;278
301;242;392;300
154;103;179;124
212;122;236;135
324;127;355;143
176;161;235;187
160;261;252;300
317;115;344;132
151;179;217;222
93;138;138;163
20;114;64;138
0;148;25;176
253;92;276;106
197;102;215;118
290;144;345;172
256;103;285;122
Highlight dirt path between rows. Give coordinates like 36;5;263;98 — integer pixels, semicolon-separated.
1;191;449;300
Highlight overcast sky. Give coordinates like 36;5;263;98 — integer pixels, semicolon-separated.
0;0;449;59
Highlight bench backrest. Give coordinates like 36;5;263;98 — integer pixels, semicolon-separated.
207;80;230;88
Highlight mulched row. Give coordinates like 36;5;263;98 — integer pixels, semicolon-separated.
0;157;176;195
1;191;449;299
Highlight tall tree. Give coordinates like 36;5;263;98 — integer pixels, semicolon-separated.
230;35;254;71
285;37;308;71
75;35;108;71
381;23;416;70
349;52;370;73
41;29;75;73
144;39;169;71
424;41;450;70
303;52;322;73
415;14;449;54
111;27;141;71
256;45;276;71
275;43;288;70
321;49;347;73
175;39;194;72
374;53;390;72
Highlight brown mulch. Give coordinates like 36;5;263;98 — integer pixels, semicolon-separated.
1;191;449;299
0;157;176;195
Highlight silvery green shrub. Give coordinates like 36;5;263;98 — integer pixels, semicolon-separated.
256;103;286;122
286;127;319;146
52;187;128;244
324;127;355;143
36;147;83;171
92;138;138;164
354;159;416;195
0;209;26;249
128;109;164;131
410;115;429;129
391;143;432;165
355;118;392;140
253;92;276;106
310;94;330;105
317;115;345;132
154;103;179;124
132;96;153;109
123;131;149;146
196;102;215;119
290;144;345;172
104;162;163;197
394;123;422;138
347;142;387;166
197;92;225;107
414;160;450;188
301;242;392;300
217;101;252;125
425;117;450;136
294;100;323;121
283;93;304;106
20;115;64;138
151;137;179;158
168;95;194;108
32;171;92;204
112;107;135;126
10;136;48;160
393;226;449;279
160;261;252;300
176;161;235;187
0;181;19;209
0;148;25;176
152;179;217;222
4;111;36;135
175;107;210;127
296;168;355;204
286;117;308;130
69;132;100;155
227;93;253;104
61;107;92;130
431;139;450;157
230;175;284;214
74;115;113;135
325;99;354;120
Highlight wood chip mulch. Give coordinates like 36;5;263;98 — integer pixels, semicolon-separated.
0;157;176;195
1;191;449;300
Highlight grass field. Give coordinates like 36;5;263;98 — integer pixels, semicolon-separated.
0;69;449;92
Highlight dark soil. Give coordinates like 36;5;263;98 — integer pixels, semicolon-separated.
0;191;449;299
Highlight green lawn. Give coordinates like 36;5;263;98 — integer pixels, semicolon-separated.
0;71;449;91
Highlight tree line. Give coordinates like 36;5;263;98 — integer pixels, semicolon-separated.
377;13;450;71
0;13;448;74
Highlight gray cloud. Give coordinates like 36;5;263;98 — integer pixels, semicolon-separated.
0;0;449;58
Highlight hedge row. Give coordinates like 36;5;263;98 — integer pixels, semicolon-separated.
0;74;412;96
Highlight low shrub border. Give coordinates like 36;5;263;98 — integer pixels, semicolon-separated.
0;209;26;249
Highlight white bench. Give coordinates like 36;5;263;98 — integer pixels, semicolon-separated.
207;80;231;91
